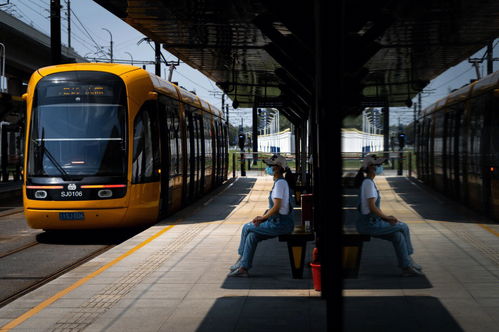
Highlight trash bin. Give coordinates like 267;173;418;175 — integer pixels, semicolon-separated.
310;263;321;291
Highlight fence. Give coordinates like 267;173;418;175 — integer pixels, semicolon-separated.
229;150;303;177
229;150;417;179
342;151;417;177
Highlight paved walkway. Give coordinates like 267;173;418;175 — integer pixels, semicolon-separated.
0;177;324;332
344;176;499;332
0;175;497;331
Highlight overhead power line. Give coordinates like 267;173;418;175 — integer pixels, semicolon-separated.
69;7;104;56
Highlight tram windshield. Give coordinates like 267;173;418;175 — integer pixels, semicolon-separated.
27;71;127;178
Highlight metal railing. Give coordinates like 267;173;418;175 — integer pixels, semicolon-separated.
229;150;301;177
342;151;416;177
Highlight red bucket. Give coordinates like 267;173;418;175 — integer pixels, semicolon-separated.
310;263;321;291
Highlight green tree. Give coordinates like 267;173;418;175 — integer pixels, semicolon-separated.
279;112;292;132
342;114;362;130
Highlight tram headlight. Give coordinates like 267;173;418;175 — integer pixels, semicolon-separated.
34;190;47;199
98;189;113;198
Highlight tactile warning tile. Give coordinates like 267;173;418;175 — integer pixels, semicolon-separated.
50;223;207;332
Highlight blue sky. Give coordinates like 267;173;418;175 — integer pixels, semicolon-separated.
4;0;226;111
4;0;497;126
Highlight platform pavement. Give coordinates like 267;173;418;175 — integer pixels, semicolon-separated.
0;177;325;332
343;176;499;332
0;175;498;331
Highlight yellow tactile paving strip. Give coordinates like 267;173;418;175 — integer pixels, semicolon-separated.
0;177;280;332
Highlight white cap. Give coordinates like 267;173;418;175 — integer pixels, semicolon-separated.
361;154;387;170
263;154;288;169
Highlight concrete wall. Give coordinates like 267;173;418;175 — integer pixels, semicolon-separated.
342;128;384;153
258;129;295;153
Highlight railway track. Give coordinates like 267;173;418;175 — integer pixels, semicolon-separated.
0;208;142;308
0;243;114;308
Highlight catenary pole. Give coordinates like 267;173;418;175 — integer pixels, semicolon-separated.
50;0;62;65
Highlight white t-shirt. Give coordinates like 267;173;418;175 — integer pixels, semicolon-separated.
271;179;290;215
360;179;378;215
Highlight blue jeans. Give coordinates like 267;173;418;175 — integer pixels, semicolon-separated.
238;215;294;270
356;215;414;268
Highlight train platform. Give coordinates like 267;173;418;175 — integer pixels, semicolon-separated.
0;175;497;331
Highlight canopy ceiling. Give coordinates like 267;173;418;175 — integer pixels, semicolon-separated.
95;0;499;121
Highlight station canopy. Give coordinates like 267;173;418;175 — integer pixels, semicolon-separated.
95;0;499;120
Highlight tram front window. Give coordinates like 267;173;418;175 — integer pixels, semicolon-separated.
28;71;127;178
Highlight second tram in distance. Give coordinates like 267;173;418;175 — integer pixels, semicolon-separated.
23;63;228;229
416;70;499;220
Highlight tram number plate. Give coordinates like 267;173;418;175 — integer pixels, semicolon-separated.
59;212;85;220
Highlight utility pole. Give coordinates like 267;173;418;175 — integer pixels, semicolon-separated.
487;41;494;75
50;0;62;65
155;41;161;77
413;98;417;147
166;59;180;82
221;93;225;114
102;28;113;63
382;106;389;156
469;58;481;80
252;102;258;165
66;0;71;48
125;52;133;65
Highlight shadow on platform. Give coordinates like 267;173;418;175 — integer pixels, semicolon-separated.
197;296;326;332
159;178;257;225
344;296;464;332
35;228;146;245
386;177;490;223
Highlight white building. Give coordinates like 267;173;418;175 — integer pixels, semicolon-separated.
342;128;384;153
258;128;295;153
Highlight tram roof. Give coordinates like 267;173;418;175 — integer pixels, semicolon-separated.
94;0;499;119
34;63;224;118
421;70;499;117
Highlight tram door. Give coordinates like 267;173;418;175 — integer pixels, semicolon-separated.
485;97;499;219
157;97;172;217
187;109;195;201
193;112;202;197
198;114;206;194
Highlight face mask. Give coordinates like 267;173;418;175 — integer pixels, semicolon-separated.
265;166;274;176
375;165;384;175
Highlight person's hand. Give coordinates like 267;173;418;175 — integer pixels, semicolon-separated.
386;216;398;225
252;216;264;226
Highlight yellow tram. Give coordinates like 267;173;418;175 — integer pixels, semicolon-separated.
23;63;228;229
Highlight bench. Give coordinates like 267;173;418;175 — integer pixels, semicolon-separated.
278;226;315;279
278;225;371;280
343;226;371;278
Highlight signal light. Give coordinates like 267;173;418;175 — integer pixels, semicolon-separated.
491;167;495;172
80;184;126;189
27;185;63;189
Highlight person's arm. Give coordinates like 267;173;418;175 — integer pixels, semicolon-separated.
253;180;288;226
367;198;398;224
253;198;281;225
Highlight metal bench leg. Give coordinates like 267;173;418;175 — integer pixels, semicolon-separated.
286;240;307;279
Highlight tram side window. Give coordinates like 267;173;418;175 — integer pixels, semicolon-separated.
132;102;160;183
222;123;228;176
171;110;181;176
164;99;180;177
204;114;212;172
490;96;499;166
433;112;444;175
469;100;481;177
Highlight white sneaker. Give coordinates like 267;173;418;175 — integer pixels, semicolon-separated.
229;257;241;271
401;266;424;277
227;268;249;277
411;262;423;271
410;258;422;271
